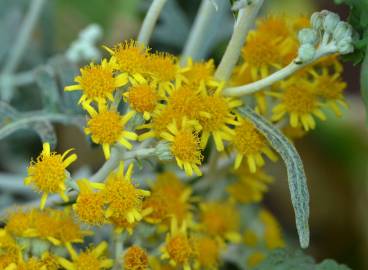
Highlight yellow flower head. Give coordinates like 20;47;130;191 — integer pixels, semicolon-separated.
242;31;296;80
247;251;266;268
192;235;221;270
84;102;137;159
200;201;240;243
198;88;242;151
64;59;128;105
309;68;347;116
161;119;203;176
232;116;277;172
73;179;106;226
124;76;160;120
271;78;326;131
181;58;216;90
146;52;178;83
123;246;149;270
104;40;149;76
144;172;193;226
103;162;150;224
24;143;77;209
58;241;113;270
228;166;273;203
161;219;192;270
259;209;285;249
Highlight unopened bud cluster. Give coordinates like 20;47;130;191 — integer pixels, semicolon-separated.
297;10;354;62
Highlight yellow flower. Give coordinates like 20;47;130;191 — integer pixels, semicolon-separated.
241;27;296;80
247;251;266;268
64;59;128;105
103;162;150;224
104;40;150;76
161;219;193;270
84;102;137;159
123;75;160;120
192;235;221;270
270;78;326;131
73;179;106;226
243;229;258;247
143;172;193;227
259;209;285;249
181;58;216;90
309;68;347;116
123;246;149;270
24;143;77;209
145;52;179;93
231;116;277;172
199;201;241;243
58;241;113;270
161;119;203;176
227;167;273;203
198;87;242;151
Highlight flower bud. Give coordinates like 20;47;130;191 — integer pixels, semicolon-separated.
298;44;316;62
323;12;340;33
311;12;323;29
337;39;354;54
333;21;353;42
298;28;319;45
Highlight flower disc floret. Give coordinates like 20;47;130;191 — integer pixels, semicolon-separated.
65;59;127;105
25;143;77;209
271;80;326;131
103;162;150;224
232;117;277;172
123;246;149;270
84;103;137;159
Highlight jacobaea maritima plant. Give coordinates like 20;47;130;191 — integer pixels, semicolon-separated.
0;0;364;269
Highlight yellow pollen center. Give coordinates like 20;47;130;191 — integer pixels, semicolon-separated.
233;120;266;155
171;130;201;163
282;86;317;114
124;246;149;270
113;41;148;74
127;85;158;113
75;252;100;270
166;234;192;264
200;96;229;132
147;53;177;81
28;154;66;193
194;237;220;268
75;193;105;225
104;176;142;216
87;111;123;144
184;62;214;84
78;65;115;99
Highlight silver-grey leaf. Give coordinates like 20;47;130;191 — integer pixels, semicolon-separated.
34;66;60;112
238;106;310;248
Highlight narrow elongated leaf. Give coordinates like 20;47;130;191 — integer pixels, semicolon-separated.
0;112;79;142
238;106;310;248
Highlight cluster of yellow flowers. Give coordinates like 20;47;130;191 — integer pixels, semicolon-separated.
1;14;347;270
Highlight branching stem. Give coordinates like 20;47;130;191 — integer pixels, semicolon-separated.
137;0;169;45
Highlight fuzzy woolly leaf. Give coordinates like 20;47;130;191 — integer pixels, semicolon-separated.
238;106;310;248
31;121;57;149
34;66;61;112
0;101;19;128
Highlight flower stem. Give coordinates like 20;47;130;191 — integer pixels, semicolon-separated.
214;0;264;81
137;0;169;45
1;0;46;74
180;0;218;65
222;44;337;97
